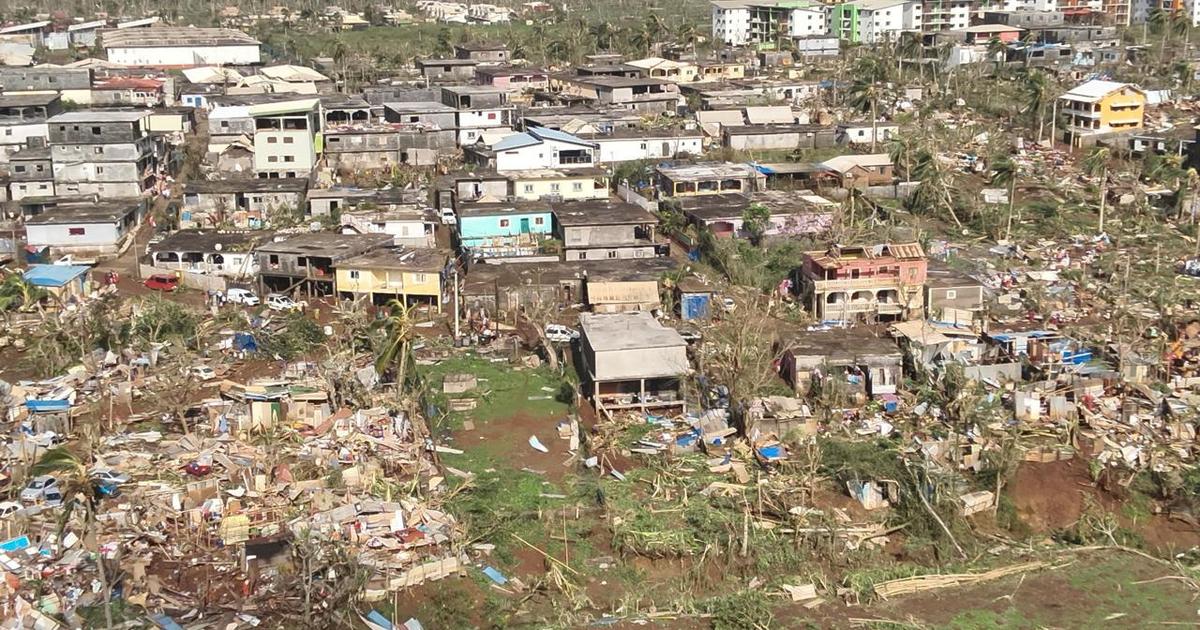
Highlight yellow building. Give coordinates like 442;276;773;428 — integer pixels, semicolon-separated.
697;61;746;82
335;248;448;309
509;168;610;201
625;57;699;83
1059;79;1145;147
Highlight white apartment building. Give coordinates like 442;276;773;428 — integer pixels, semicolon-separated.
249;99;319;179
711;0;830;47
832;0;922;43
997;0;1058;10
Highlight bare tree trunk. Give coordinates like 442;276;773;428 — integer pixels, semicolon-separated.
1099;166;1108;234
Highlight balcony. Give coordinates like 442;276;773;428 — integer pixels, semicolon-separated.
810;276;902;292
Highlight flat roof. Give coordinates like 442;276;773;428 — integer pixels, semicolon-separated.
101;27;260;49
568;75;675;89
0;93;59;108
457;200;550;217
553;199;656;226
657;162;758;180
47;109;149;123
26;200;139;224
417;58;479;66
184;178;308;194
580;311;687;352
340;247;447;272
680;190;833;220
384;101;456;113
24;264;89;287
475;66;548;77
782;327;901;362
255;232;393;256
151;229;275;253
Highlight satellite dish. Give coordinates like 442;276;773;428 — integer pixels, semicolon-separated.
214;243;223;251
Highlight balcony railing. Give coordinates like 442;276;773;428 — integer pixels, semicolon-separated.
811;276;902;292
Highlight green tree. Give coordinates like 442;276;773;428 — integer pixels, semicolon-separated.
1020;69;1050;144
0;273;48;312
741;203;771;244
375;298;414;387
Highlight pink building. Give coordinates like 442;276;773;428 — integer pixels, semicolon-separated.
796;243;927;323
474;67;550;91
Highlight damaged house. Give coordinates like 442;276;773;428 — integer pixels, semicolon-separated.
579;311;690;414
794;243;927;324
779;328;903;404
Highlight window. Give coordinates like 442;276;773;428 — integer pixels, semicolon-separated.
68;227;86;236
349;270;360;279
414;273;427;283
945;289;957;299
91;126;101;135
523;184;534;193
487;112;497;120
268;156;278;163
283;137;294;144
535;217;544;225
550;183;560;192
499;219;510;227
572;182;583;192
95;166;104;174
220;121;229;129
297;256;308;267
93;147;103;155
268;137;278;143
3;129;9;136
269;254;279;265
13;165;24;173
283;156;295;163
607;251;617;259
579;251;587;260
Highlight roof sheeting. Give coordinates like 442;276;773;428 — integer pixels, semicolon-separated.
492;132;539;151
23;264;90;287
1061;79;1142;103
821;153;893;173
744;106;795;125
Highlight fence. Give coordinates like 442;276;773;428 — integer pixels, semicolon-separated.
617;181;659;213
138;264;228;293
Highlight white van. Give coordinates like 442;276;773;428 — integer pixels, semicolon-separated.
226;288;260;306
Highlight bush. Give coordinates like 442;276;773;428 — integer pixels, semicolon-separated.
264;313;326;359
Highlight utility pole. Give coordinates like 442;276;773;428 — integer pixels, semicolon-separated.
452;265;460;341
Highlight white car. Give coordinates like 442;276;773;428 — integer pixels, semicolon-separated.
0;501;22;519
189;365;217;381
266;294;305;312
544;324;579;343
678;328;703;344
439;207;457;225
226;288;260;306
90;469;131;486
721;297;737;312
20;475;58;502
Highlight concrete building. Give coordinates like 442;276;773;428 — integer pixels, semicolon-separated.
794;243;927;323
554;76;681;114
416;58;480;82
0;67;92;105
180;177;308;228
831;0;923;43
579;311;689;413
679;189;836;239
490;126;598;172
552;199;660;261
100;27;261;67
1059;79;1145;147
148;230;274;278
711;0;831;48
256;232;393;295
25;199;144;257
456;200;555;260
7;144;55;200
47;110;155;197
324;122;453;170
578;129;705;163
0;94;61;162
335;247;449;308
723;124;837;151
249;98;319;178
655;162;763;198
779;328;903;399
454;42;510;62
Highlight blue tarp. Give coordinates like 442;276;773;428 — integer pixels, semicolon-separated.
365;610;394;630
26;399;70;413
233;332;259;352
24;264;89;288
148;614;186;630
0;536;30;552
482;566;508;585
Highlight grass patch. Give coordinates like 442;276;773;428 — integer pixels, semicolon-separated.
419;352;571;432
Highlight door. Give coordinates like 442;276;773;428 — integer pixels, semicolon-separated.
520;218;531;234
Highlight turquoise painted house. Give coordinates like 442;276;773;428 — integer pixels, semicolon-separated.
457;201;553;259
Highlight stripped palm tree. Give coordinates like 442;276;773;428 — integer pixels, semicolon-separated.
990;154;1020;241
1020;69;1050;144
848;79;884;151
33;447;113;629
375;298;415;389
1083;146;1112;234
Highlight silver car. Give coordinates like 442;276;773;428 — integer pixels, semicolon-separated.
20;475;58;502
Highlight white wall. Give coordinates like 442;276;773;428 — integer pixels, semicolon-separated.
254;129;315;174
0;122;49;160
789;7;830;36
105;44;261;67
713;7;751;45
457;109;508;129
595;136;703;163
9;180;54;200
27;221;124;251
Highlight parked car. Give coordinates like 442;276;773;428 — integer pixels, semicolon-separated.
184;461;212;477
20;475;58;502
188;365;217;381
439;207;457;225
721;296;737;312
144;274;179;292
41;488;64;508
0;501;22;519
90;469;131;486
266;293;305;312
226;288;260;306
544;324;579;343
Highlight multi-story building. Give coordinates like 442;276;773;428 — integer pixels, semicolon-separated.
0;94;61;162
1059;79;1145;147
711;0;830;47
831;0;922;43
553;199;660;262
47;110;155;197
249;98;319;179
794;243;928;323
100;27;261;67
921;0;973;33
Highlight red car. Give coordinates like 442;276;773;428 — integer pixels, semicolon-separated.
143;274;179;292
